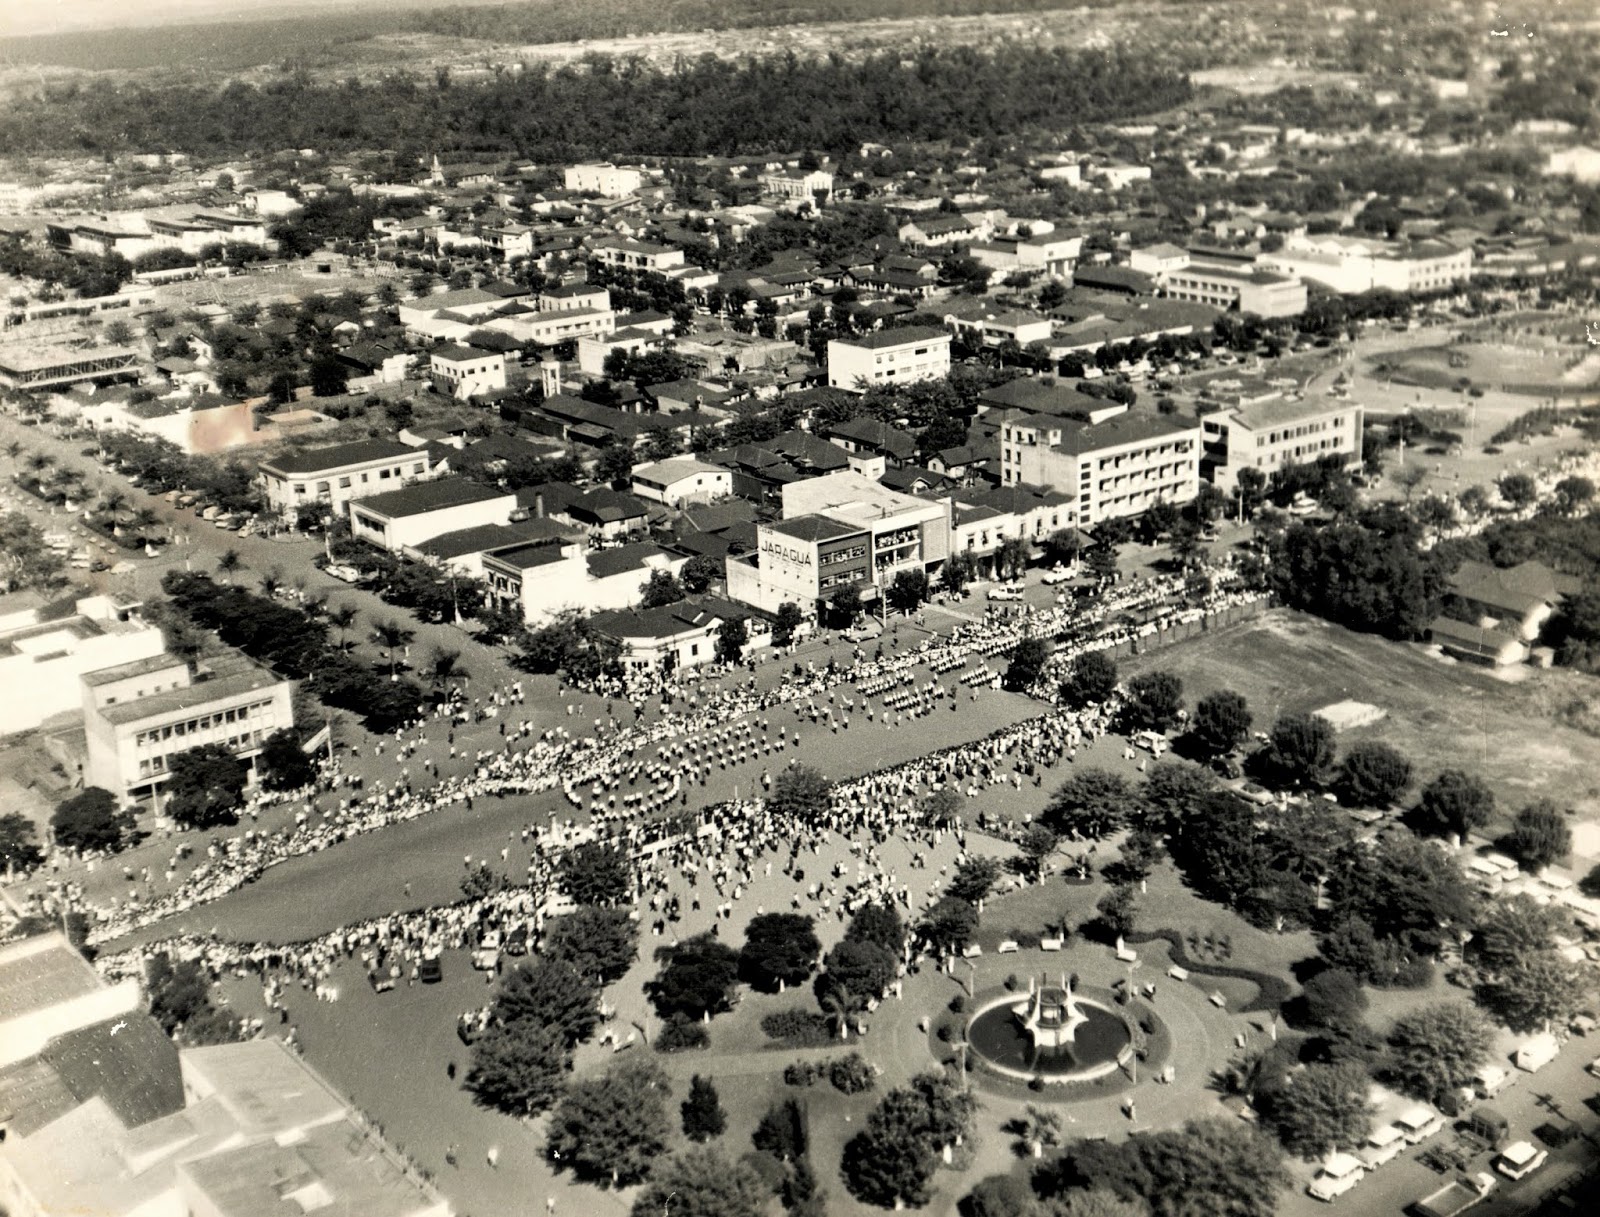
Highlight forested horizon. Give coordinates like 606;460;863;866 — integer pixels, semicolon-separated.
0;46;1192;161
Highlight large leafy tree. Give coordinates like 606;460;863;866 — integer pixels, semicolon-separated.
1122;670;1183;731
466;1020;570;1117
1502;798;1572;870
1043;768;1139;840
1263;713;1336;789
51;787;130;853
1412;769;1494;839
816;937;897;1014
256;728;317;792
543;906;639;984
630;1147;767;1217
845;899;906;956
1334;741;1413;808
918;895;979;957
843;1072;977;1209
947;856;1004;904
164;744;248;829
1060;650;1118;708
739;912;821;992
557;843;631;906
1259;1062;1376;1160
766;764;832;821
1478;951;1592;1034
1324;832;1478;959
650;933;741;1021
546;1058;672;1187
0;812;44;870
1190;690;1252;758
494;958;600;1047
1068;1117;1288;1217
1140;759;1218;835
1004;637;1052;692
1383;1003;1493;1107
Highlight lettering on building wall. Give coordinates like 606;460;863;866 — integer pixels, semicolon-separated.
761;539;813;566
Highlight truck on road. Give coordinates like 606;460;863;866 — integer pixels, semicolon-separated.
1414;1172;1497;1217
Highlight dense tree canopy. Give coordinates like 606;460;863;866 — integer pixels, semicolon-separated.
1064;1117;1288;1217
1382;1002;1493;1108
546;1058;673;1187
1190;690;1252;758
164;744;248;830
650;933;741;1020
1412;769;1495;840
0;47;1192;161
1061;650;1118;708
1042;769;1139;840
739;912;821;992
51;787;130;853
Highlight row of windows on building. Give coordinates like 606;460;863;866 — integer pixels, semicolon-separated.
133;699;275;748
819;568;865;591
290;463;427;496
1255;435;1346;466
136;727;266;777
819;544;868;568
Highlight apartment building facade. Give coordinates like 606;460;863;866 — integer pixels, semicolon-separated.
1199;396;1364;492
826;327;952;393
258;439;434;519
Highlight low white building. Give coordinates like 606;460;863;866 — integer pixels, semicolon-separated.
630;457;733;507
348;479;517;553
482;540;689;627
826;327;952;393
564;163;643;197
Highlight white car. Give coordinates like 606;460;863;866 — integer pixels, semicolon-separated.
1396;1105;1445;1145
1495;1141;1548;1181
1308;1153;1366;1202
1042;565;1074;585
1358;1125;1406;1169
987;584;1024;602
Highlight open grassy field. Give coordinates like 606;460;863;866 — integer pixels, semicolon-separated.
1121;608;1600;849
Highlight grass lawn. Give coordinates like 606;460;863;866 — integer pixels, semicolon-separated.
1120;608;1600;843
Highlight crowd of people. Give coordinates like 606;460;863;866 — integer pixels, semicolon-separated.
49;564;1261;959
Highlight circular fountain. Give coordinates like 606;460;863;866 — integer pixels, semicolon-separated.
964;973;1133;1083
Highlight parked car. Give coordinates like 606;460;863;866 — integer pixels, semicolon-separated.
1397;1105;1446;1145
1308;1153;1366;1202
1494;1141;1548;1181
988;583;1024;601
1042;565;1074;585
1358;1124;1406;1169
418;957;443;984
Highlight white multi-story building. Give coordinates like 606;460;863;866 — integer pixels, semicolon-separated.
0;594;165;736
481;540;689;627
483;305;616;347
348;479;517;553
428;345;507;400
998;402;1200;525
759;168;834;206
564;163;643;197
1159;262;1307;318
590;238;685;273
1200;396;1364;492
82;652;294;799
826;327;952;393
1258;235;1473;296
258;439;435;520
725;471;952;617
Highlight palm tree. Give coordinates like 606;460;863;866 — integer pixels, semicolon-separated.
327;604;359;651
4;441;21;459
427;647;466;695
258;567;284;598
99;489;129;516
370;620;414;675
1020;1105;1063;1159
818;987;853;1042
217;548;243;584
25;452;53;476
302;593;329;622
130;506;159;532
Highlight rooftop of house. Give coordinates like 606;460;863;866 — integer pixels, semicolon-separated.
260;438;415;476
591;595;752;643
1213;395;1356;431
633;456;727;485
825;416;917;457
403;286;503;312
1049;409;1198;456
352;477;509;520
181;1038;347;1138
430;343;502;364
766;514;863;543
415;519;576;560
484;540;572;571
0;934;106;1025
833;325;950;351
40;1013;185;1131
82;653;188;686
587;542;673;579
1451;559;1583;615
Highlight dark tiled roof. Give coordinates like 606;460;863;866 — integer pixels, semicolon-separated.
353;478;508;520
42;1015;184;1130
768;515;862;543
261;439;415;476
587;543;671;578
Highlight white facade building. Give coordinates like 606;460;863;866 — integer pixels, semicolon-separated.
826;327;952;393
0;595;165;736
564;163;643;197
259;439;434;520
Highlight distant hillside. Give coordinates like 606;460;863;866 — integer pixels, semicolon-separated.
0;0;1100;72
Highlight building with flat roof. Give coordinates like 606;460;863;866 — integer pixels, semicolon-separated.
1159;261;1306;317
258;439;435;519
826;327;952;393
0;342;140;391
348;478;517;553
482;540;689;626
995;390;1200;524
726;471;952;617
428;344;506;400
82;652;294;799
1200;395;1363;492
0;934;143;1071
0;593;165;736
1258;234;1473;295
590;238;685;273
564;162;643;197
